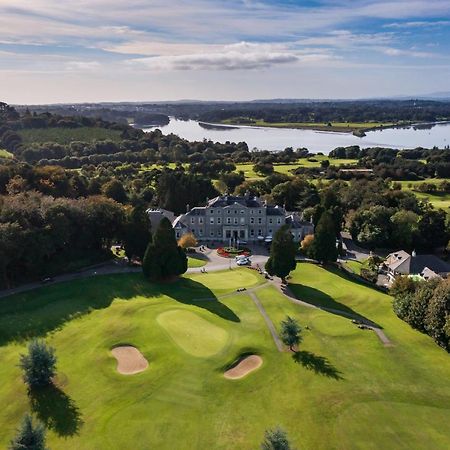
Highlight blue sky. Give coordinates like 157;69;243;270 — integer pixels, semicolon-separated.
1;0;449;103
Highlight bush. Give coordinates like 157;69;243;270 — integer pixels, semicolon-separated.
9;414;47;450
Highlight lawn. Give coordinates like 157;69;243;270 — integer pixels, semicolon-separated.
18;127;123;145
0;266;449;449
187;256;207;268
397;179;450;211
235;156;357;180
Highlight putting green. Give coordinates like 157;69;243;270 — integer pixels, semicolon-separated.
157;310;229;357
189;270;260;291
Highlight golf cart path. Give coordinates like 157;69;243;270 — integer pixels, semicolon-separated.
271;279;393;347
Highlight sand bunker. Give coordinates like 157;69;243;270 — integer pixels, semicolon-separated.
111;345;148;375
224;355;263;379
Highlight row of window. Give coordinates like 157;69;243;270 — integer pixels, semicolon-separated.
190;217;282;225
208;208;264;215
187;228;274;238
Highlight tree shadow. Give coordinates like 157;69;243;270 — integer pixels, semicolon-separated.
29;384;83;437
157;278;240;323
0;273;241;346
292;350;343;380
288;282;382;329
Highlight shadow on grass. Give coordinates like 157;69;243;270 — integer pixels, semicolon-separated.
0;273;240;345
288;282;382;329
292;351;343;380
29;385;83;437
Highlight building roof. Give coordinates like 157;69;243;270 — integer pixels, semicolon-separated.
411;255;450;275
285;214;314;229
385;250;411;271
266;206;285;216
172;216;188;228
185;207;205;216
207;195;262;208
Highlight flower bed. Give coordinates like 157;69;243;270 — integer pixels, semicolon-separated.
217;246;251;258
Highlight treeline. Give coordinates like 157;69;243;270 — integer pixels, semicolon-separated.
391;277;450;351
197;100;450;124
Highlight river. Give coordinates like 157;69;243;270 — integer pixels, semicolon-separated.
143;118;450;154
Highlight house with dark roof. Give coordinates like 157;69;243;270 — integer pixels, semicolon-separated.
172;193;314;243
384;250;450;283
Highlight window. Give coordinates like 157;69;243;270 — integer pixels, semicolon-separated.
234;218;238;224
227;217;231;224
217;217;221;224
240;217;245;224
241;210;245;214
277;218;282;224
258;209;262;214
250;218;255;224
258;218;262;224
250;229;255;237
199;217;204;224
210;209;214;214
199;229;203;236
258;229;262;236
239;230;245;238
210;230;214;237
269;218;273;224
269;229;272;234
210;217;214;224
227;210;231;214
191;217;195;224
218;230;222;236
226;230;231;238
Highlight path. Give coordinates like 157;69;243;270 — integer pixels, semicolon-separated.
249;292;284;352
271;278;393;347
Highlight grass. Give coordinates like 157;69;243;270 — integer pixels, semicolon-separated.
235;156;357;180
18;127;123;145
397;179;450;211
222;119;395;131
0;149;13;158
0;266;449;449
187;256;207;268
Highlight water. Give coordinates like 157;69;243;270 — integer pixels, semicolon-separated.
143;119;450;154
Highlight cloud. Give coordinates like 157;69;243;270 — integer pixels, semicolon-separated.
65;61;101;71
384;20;450;28
381;47;435;58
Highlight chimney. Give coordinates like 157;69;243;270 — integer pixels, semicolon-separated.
244;190;250;201
412;249;417;257
186;204;190;213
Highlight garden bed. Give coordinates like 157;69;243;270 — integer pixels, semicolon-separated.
217;246;251;258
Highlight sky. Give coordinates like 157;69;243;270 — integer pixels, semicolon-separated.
0;0;449;104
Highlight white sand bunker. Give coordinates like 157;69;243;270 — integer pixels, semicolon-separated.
224;355;263;379
111;345;149;375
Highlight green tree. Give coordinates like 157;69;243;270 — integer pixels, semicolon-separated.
19;340;57;388
310;212;338;264
425;279;450;350
9;414;47;450
265;225;297;283
102;179;128;204
390;210;418;250
142;217;187;281
122;204;151;260
261;426;292;450
280;316;302;351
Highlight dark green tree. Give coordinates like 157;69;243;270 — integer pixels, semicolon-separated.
280;316;302;351
122;204;151;260
142;217;187;281
9;414;47;450
261;426;292;450
425;279;450;350
103;179;128;204
19;340;57;388
265;225;297;283
310;212;338;264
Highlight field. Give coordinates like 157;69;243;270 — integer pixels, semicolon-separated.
0;264;449;449
235;156;357;180
0;149;13;158
398;179;450;211
222;119;395;132
187;256;207;268
18;127;123;144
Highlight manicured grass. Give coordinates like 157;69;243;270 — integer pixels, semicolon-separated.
187;256;207;268
0;266;449;449
0;149;13;158
18;127;123;144
397;179;450;211
235;156;357;180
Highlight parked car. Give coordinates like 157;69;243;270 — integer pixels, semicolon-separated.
236;258;250;266
41;277;54;284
